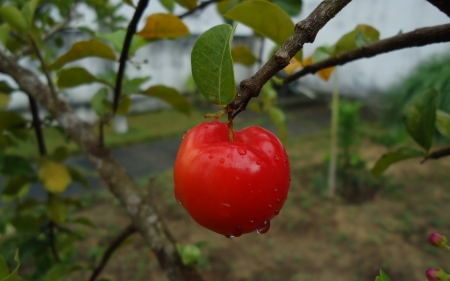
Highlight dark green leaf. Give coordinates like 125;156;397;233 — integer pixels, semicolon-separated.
174;0;197;10
16;199;41;212
47;194;67;225
0;24;10;47
91;88;109;117
1;155;34;177
380;270;391;281
122;76;151;95
57;67;111;88
114;95;132;116
21;0;40;27
371;147;425;177
0;112;26;132
2;250;21;281
402;89;439;152
0;94;10;110
333;25;379;56
71;217;96;229
96;30;149;55
0;6;28;31
41;264;71;281
49;38;116;70
436;109;450;138
191;24;236;107
141;85;192;116
0;81;14;94
225;0;294;45
0;255;9;279
3;176;31;196
51;146;69;162
67;167;89;188
122;0;135;7
159;0;174;12
11;215;39;233
271;0;302;16
231;45;257;66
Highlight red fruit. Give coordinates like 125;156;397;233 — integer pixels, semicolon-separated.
174;120;290;237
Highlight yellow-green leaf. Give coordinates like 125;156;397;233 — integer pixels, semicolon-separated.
96;30;149;55
57;67;111;88
159;0;174;12
0;6;28;31
268;106;287;143
231;45;257;66
122;0;135;7
333;24;379;56
38;160;72;193
137;13;189;39
371;147;424;177
0;94;10;110
22;0;40;27
436;109;450;138
141;85;192;116
47;194;67;225
225;0;294;45
174;0;197;10
0;24;11;46
49;38;116;70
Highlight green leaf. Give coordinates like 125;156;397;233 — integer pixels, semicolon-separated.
271;0;302;16
57;67;111;88
268;106;287;143
312;45;334;63
141;85;192;116
0;24;11;47
0;81;15;94
0;6;28;31
47;194;67;225
176;243;201;265
2;250;21;281
114;95;132;116
137;14;189;39
225;1;294;45
174;0;197;10
0;255;9;279
333;24;379;56
96;30;148;55
11;215;39;233
159;0;174;12
0;112;26;132
91;88;109;117
122;0;135;7
0;94;10;110
436;110;450;138
67;167;89;188
3;176;31;196
49;38;116;70
71;217;96;229
371;147;425;177
191;24;236;107
1;155;34;177
231;45;257;66
22;0;40;27
51;146;69;162
402;89;439;152
122;76;151;95
41;264;71;281
379;270;391;281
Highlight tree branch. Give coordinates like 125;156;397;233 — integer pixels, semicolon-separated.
113;0;150;113
421;146;450;164
89;224;137;281
228;0;353;117
283;23;450;84
178;0;223;19
426;0;450;17
48;221;61;262
0;51;204;281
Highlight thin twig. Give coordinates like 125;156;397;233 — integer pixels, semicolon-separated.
113;0;150;113
178;0;223;19
426;0;450;17
28;95;47;155
228;0;353;117
421;146;450;164
283;23;450;84
89;224;137;281
28;35;58;99
48;221;62;262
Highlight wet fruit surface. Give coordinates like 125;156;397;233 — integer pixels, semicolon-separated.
174;120;290;237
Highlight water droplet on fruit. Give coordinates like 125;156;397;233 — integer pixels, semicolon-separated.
274;209;280;216
220;203;231;217
276;197;281;203
220;158;225;164
256;221;270;234
208;154;213;159
225;234;235;239
274;188;279;193
232;227;243;237
268;204;273;209
176;199;182;205
227;154;231;158
208;149;212;153
274;155;280;162
248;220;255;227
237;148;247;155
256;161;261;165
235;176;240;181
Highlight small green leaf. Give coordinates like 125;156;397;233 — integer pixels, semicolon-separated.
0;94;10;110
49;38;116;70
91;88;109;117
402;89;439;152
96;30;148;55
0;112;26;132
137;13;189;39
122;76;151;95
371;147;425;177
0;81;15;94
176;243;201;265
0;6;28;31
271;0;302;16
174;0;197;10
71;217;96;229
225;1;294;45
114;96;132;116
57;67;111;88
22;0;40;27
11;215;39;233
436;110;450;138
67;167;89;188
268;106;287;143
159;0;174;12
1;155;34;177
2;250;21;281
231;45;257;66
47;194;67;225
0;24;11;47
312;45;334;63
0;255;9;279
3;176;31;196
379;270;391;281
333;24;379;56
191;24;236;107
141;85;192;116
122;0;135;7
41;264;71;281
51;146;69;162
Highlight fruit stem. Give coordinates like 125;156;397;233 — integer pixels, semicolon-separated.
227;110;234;142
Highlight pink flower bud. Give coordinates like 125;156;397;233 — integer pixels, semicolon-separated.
428;233;448;248
426;268;448;281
